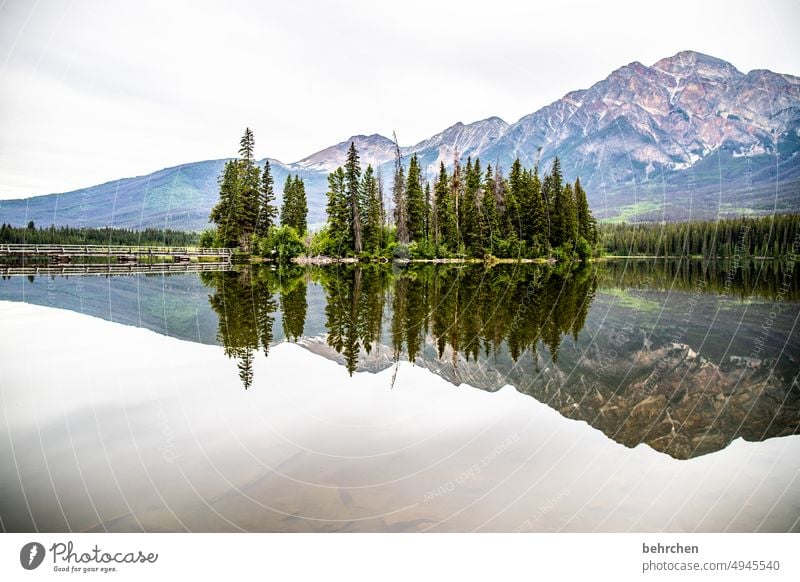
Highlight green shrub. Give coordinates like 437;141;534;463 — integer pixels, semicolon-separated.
199;228;218;248
259;226;305;262
409;239;436;260
309;226;337;256
575;237;592;260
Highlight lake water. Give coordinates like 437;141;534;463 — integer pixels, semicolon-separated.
1;260;798;532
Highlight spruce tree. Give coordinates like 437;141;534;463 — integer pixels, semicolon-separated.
281;175;307;234
424;182;432;242
574;177;595;245
529;167;547;254
376;171;386;250
344;142;363;253
461;157;481;255
210;159;242;247
292;176;308;235
326;167;350;251
391;133;409;244
450;153;463;244
507;158;524;241
563;181;578;246
361;165;382;253
545;157;564;248
434;162;457;252
239;128;255;162
405;154;426;242
238;160;261;251
256;160;278;238
281;175;293;230
209;128;261;250
479;164;499;254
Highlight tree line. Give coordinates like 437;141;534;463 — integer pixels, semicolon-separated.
322;142;598;259
206;130;598;261
189;254;800;389
207;130;799;263
201;262;597;387
0;222;199;246
599;214;800;258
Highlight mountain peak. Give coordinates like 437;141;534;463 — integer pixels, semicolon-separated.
475;115;509;127
346;133;394;144
406;116;511;167
437;117;509;135
3;50;797;230
294;133;396;172
652;50;741;79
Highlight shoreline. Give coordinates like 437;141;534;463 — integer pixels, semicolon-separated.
284;255;784;266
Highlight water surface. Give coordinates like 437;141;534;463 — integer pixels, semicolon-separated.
1;260;798;531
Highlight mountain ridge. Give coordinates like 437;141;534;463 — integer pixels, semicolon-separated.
2;50;798;229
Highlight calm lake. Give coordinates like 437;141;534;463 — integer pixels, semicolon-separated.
1;259;798;532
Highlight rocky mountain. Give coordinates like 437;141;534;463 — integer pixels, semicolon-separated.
481;51;800;219
1;50;798;229
295;133;397;173
401;116;510;175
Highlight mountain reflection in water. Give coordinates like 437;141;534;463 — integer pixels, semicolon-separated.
197;260;799;460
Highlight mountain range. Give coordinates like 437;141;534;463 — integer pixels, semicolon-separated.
1;50;798;230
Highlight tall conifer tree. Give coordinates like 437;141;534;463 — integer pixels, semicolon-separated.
434;162;457;251
326;167;350;251
344;142;363;253
361;165;382;253
256;160;278;237
406;154;426;242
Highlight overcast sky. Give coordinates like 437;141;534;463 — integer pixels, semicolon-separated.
0;0;798;200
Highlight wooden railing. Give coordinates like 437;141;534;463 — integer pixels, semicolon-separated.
1;263;232;276
0;244;234;257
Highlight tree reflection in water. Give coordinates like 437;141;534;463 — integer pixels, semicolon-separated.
203;262;598;386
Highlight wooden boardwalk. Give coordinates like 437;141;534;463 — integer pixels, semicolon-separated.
1;262;232;277
0;244;234;264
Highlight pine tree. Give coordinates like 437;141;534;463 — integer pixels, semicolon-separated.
392;133;409;244
238;160;261;251
545;157;564;248
529;166;547;254
450;152;463;244
280;175;293;229
424;182;432;242
563;181;578;246
256;160;278;237
281;175;307;234
239;127;255;162
479;164;499;253
507;158;524;240
461;157;481;255
574;177;595;245
434;162;457;252
344;142;363;253
361;165;382;253
293;176;308;235
209;128;261;250
376;171;386;249
326;167;350;251
210;160;242;248
405;154;426;242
